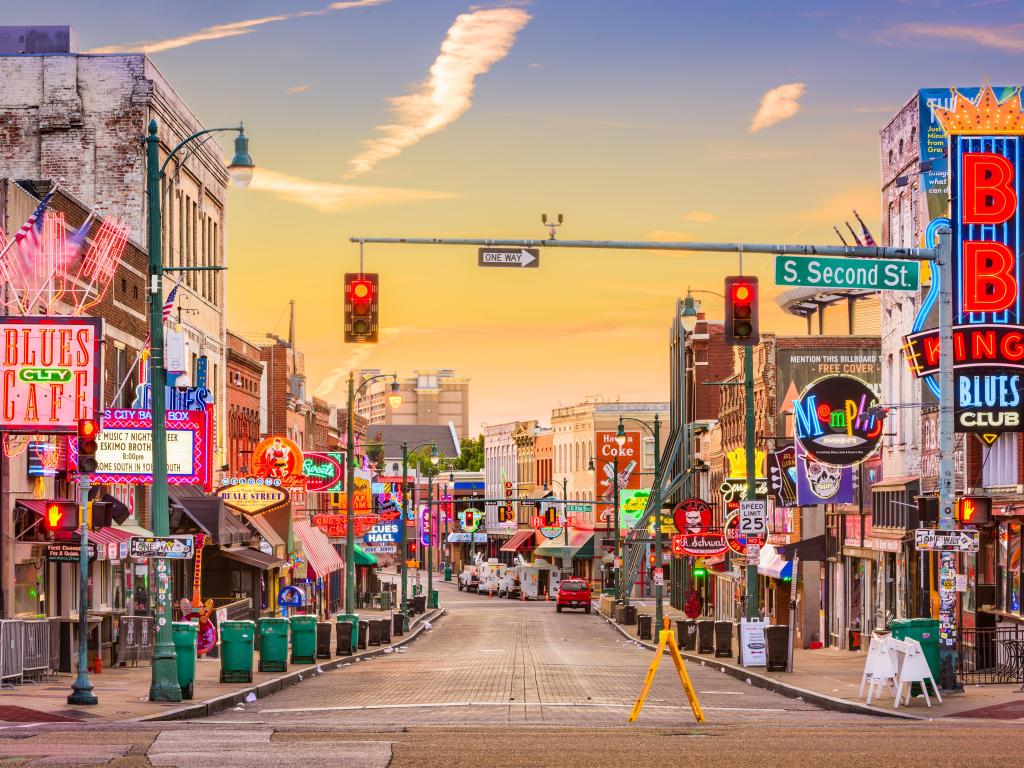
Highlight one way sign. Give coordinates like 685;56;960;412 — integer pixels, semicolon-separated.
477;248;540;268
914;528;979;553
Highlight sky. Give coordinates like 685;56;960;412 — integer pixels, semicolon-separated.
16;0;1024;434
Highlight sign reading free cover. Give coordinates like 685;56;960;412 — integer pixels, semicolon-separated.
72;408;212;490
0;317;102;433
775;256;919;292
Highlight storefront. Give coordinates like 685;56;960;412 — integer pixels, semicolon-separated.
533;530;595;584
447;532;488;571
291;519;343;619
499;529;537;564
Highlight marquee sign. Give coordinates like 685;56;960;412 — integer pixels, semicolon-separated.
216;483;289;515
0;317;102;433
904;84;1024;434
792;375;884;466
671;532;727;557
302;451;345;493
71;408;212;490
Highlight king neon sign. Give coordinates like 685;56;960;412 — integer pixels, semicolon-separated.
903;85;1024;433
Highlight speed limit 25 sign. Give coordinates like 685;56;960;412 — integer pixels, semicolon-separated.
738;500;767;537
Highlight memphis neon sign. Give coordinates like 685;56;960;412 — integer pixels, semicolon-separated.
792;375;883;466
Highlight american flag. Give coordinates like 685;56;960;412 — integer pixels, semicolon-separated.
14;190;55;258
853;210;876;247
64;216;91;262
162;276;183;323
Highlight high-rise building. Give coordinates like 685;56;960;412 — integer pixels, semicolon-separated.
355;369;470;439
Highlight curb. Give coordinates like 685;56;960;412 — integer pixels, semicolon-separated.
596;610;925;721
139;607;447;722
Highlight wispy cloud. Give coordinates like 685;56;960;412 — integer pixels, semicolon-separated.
646;229;694;242
88;0;389;54
346;7;531;177
682;211;717;223
287;84;311;95
249;168;458;212
873;23;1024;53
749;82;806;133
313;327;412;399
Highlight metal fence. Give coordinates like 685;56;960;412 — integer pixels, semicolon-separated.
0;620;24;687
958;625;1024;685
21;620;50;680
116;615;154;666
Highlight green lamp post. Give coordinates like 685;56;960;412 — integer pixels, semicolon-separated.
616;414;661;624
145;119;253;702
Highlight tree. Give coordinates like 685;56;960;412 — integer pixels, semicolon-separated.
454;434;483;471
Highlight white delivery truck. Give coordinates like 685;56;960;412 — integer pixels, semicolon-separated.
478;559;507;594
517;558;561;600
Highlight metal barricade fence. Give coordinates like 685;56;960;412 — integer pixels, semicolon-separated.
0;620;24;687
21;620;50;680
116;615;154;666
959;625;1024;685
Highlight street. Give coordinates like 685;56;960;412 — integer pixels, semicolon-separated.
3;586;1024;766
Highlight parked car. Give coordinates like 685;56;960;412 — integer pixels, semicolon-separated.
555;578;591;613
458;566;480;592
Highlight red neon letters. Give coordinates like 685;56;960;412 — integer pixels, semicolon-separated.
961;152;1020;313
963;152;1017;224
963;241;1018;312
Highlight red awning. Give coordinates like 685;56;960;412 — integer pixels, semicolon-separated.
500;529;537;553
292;519;343;577
89;526;135;548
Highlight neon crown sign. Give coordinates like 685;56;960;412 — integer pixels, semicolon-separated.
932;85;1024;135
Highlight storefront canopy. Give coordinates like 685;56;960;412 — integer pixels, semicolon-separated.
778;534;826;562
447;532;487;543
500;529;537;553
219;546;286;570
243;513;287;560
169;486;250;546
757;544;793;580
292;519;343;577
353;546;378;567
533;530;594;560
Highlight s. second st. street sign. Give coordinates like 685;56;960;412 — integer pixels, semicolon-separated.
775;255;919;292
478;248;539;268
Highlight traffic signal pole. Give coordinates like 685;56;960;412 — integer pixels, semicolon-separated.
68;477;96;705
743;345;758;620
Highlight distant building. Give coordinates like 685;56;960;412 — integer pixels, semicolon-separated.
355;369;470;440
227;331;264;476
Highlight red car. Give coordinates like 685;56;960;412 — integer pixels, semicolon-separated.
555;578;591;613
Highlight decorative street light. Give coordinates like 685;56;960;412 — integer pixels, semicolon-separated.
399;440;438;631
145;120;253;703
617;413;662;625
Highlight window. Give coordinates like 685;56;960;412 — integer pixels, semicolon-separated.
642;437;655;471
983;435;1019;489
113;346;128;408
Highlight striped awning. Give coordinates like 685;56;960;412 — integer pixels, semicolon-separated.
89;523;153;560
500;529;537;553
292;519;343;578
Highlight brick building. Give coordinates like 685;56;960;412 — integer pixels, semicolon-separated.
356;369;470;440
227;331;263;476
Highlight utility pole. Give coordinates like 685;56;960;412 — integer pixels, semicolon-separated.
744;345;758;620
612;456;620;603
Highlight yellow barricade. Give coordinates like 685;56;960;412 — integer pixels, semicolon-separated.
629;617;705;723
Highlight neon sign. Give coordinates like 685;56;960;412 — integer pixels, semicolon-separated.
302;451;345;493
0;317;102;433
792;375;883;466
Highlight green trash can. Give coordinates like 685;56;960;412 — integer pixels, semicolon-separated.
171;621;197;700
219;620;255;683
891;618;941;694
444;565;452;582
258;617;289;673
290;615;318;665
428;589;439;609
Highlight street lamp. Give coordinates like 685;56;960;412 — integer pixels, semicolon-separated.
400;439;438;631
546;478;572;574
345;372;400;626
617;414;662;625
145;119;254;703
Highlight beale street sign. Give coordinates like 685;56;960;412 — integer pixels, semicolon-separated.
775;255;919;292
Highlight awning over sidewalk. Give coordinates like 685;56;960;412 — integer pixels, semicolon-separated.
447;532;487;543
353;546;378;567
169;486;250;546
243;513;287;560
292;519;343;577
219;546;286;570
500;529;537;553
778;534;826;562
533;530;594;560
757;544;793;580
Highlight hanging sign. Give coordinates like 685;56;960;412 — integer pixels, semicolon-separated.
0;317;102;433
673;498;713;535
302;451;345;493
767;446;798;507
671;532;727;557
420;506;431;546
72;408;212;490
792;375;883;466
724;514;766;556
129;535;195;559
794;442;854;505
47;541;97;562
312;513;377;538
364;521;399;544
132;384;213;411
336;467;372;512
251;436;304;487
216;483;289;515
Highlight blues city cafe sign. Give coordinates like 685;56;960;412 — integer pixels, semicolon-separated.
903;84;1024;434
792;375;883;467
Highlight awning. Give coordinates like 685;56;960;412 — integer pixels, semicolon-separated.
533;530;594;560
778;534;826;562
353;546;378;567
757;544;793;580
243;513;287;559
447;532;487;543
219;546;286;570
13;499;48;519
500;529;537;553
292;519;343;577
169;486;250;546
871;475;919;492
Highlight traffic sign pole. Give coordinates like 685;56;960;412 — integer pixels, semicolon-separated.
68;477;97;706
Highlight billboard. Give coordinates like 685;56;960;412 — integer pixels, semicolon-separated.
596;429;640;523
302;451;345;493
0;317;102;433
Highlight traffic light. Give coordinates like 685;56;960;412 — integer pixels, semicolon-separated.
90;500;114;529
77;418;100;473
958;496;991;525
43;500;79;535
344;273;379;343
545;506;560;527
724;276;759;346
464;509;474;530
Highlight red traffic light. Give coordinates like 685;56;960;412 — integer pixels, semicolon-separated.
77;418;100;473
724;275;760;346
344;273;379;344
78;419;98;438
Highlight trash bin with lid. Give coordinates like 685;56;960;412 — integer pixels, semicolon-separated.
677;619;697;651
336;620;355;656
891;618;941;694
392;612;405;637
714;621;733;658
428;589;439;609
357;620;369;649
367;618;382;646
336;613;359;651
257;617;289;673
696;619;715;654
637;614;653;640
171;621;197;700
622;605;638;625
414;595;427;614
289;615;317;665
444;564;452;582
764;625;789;671
219;620;255;683
316;621;333;659
379;615;392;645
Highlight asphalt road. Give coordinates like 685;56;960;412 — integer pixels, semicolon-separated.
2;583;1022;766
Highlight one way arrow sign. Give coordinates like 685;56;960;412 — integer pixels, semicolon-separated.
477;248;540;268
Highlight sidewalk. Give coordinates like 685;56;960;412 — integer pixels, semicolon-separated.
611;599;1024;720
0;605;442;724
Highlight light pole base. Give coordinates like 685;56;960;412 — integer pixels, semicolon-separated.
67;674;97;706
148;647;182;703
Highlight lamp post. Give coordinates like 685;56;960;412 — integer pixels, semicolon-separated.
345;372;402;619
616;413;662;627
145;119;253;702
400;440;437;628
677;293;699;610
